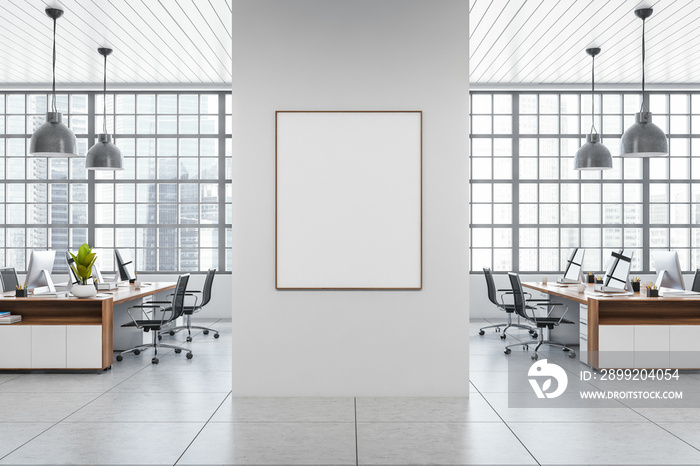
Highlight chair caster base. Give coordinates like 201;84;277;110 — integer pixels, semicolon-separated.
134;349;141;355
500;334;507;340
186;353;193;359
214;333;219;338
569;352;576;358
504;348;511;355
152;357;159;364
478;330;485;336
116;355;123;362
169;330;175;335
158;335;162;341
531;353;539;360
186;336;192;342
175;348;182;354
203;330;209;335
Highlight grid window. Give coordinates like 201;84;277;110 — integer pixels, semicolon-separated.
470;91;699;273
0;92;232;273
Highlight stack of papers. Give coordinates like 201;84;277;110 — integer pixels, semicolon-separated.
659;289;700;297
0;313;21;324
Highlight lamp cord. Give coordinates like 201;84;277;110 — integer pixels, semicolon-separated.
51;17;57;114
103;53;108;135
590;53;597;136
640;17;647;113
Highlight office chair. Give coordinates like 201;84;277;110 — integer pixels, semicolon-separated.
479;268;537;339
159;268;219;342
0;268;19;292
504;272;576;360
116;273;192;364
692;269;700;292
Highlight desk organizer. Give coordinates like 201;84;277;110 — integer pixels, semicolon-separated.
15;289;27;298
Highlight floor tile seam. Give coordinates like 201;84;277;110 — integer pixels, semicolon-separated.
620;401;700;454
0;389;108;463
55;420;217;424
354;397;359;466
206;420;360;424
469;380;542;466
173;391;232;465
0;374;22;386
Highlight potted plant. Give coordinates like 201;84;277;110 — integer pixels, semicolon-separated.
69;243;97;298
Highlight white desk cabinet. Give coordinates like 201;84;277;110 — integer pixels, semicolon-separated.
67;326;102;369
31;326;67;368
0;326;31;368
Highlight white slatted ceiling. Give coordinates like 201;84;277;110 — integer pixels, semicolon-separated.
0;0;232;85
470;0;700;85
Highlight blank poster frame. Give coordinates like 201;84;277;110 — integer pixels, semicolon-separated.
275;110;422;290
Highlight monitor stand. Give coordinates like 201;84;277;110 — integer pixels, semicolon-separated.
32;269;56;294
655;270;666;290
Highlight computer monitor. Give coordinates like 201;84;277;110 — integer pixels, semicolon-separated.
115;249;136;282
693;269;700;293
559;248;585;283
24;251;56;291
0;268;19;292
601;249;633;291
65;252;80;285
653;251;685;291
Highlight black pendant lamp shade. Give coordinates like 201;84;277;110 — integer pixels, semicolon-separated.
29;7;78;157
86;47;124;170
574;47;612;170
620;8;668;157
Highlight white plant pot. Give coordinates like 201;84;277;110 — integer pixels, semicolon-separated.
72;284;96;298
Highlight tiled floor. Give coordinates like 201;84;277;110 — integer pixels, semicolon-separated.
1;317;700;465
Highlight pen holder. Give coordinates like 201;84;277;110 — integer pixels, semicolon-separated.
647;289;659;298
587;275;595;283
595;279;603;285
15;289;27;298
631;282;640;292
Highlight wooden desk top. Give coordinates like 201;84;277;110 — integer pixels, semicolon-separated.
0;282;176;305
523;282;700;304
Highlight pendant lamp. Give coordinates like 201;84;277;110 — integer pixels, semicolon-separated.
86;48;123;170
620;8;668;157
29;8;78;157
574;47;612;170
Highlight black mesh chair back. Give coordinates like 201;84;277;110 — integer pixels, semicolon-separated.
693;269;700;293
508;272;529;321
483;268;499;306
0;268;19;292
165;273;190;325
200;268;216;307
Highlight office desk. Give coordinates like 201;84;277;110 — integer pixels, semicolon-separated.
523;282;700;369
0;282;175;371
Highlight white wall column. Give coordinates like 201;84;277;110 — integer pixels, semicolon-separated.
231;0;469;396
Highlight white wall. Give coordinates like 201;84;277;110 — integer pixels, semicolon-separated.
231;0;469;396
